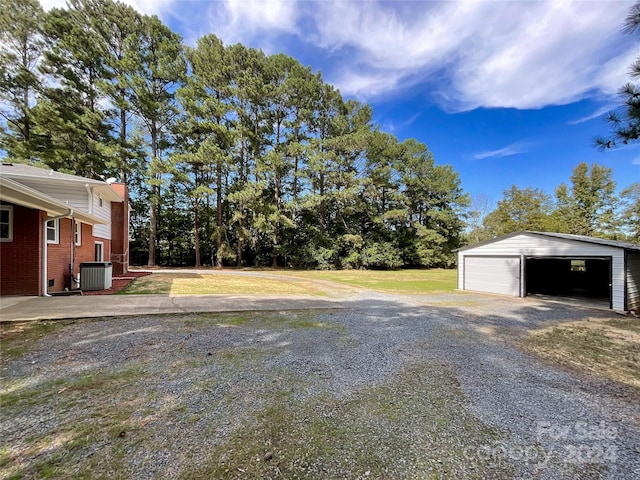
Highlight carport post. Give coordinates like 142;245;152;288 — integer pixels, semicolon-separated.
520;254;525;297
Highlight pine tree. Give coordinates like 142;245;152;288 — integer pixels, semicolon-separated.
71;0;144;183
0;0;45;160
34;5;113;176
596;1;640;148
127;15;186;265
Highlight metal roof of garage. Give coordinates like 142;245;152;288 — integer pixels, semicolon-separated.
457;231;640;252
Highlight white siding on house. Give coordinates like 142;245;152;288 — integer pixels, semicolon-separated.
628;253;640;311
458;232;626;311
91;189;111;240
15;177;112;239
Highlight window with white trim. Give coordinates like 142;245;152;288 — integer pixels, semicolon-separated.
46;219;59;244
75;221;82;246
94;242;104;261
0;205;13;242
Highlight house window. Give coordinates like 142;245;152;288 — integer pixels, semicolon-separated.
570;260;586;272
98;196;103;207
94;242;104;261
75;221;82;246
0;206;13;242
46;219;59;244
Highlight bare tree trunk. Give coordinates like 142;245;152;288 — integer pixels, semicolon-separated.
236;237;243;267
193;203;201;267
147;125;158;266
148;192;157;266
216;160;223;267
319;173;326;230
119;99;128;184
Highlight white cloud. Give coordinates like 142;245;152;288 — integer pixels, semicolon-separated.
304;0;634;110
330;68;405;98
596;47;639;94
40;0;638;112
633;156;640;165
124;0;176;16
472;143;529;160
446;1;634;110
40;0;174;16
567;106;614;125
38;0;65;9
188;0;300;48
379;111;421;133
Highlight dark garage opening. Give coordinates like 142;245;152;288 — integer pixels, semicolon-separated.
525;257;611;307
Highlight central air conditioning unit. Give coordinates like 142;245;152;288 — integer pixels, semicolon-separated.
80;262;113;290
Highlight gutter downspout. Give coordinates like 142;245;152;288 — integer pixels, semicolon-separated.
42;209;73;297
70;218;76;290
85;184;93;214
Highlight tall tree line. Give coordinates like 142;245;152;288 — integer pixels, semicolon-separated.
0;0;468;268
470;162;639;243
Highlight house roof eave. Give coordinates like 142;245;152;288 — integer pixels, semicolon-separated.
0;177;107;225
0;163;124;203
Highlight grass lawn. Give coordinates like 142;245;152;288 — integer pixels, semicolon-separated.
119;273;327;296
277;268;457;294
120;269;458;296
525;317;640;390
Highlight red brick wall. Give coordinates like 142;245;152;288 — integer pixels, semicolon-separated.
110;183;129;276
0;203;42;296
64;221;112;291
1;209;114;295
47;219;113;292
46;217;73;292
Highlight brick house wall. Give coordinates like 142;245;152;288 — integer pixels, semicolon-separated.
109;183;129;276
0;205;113;295
46;219;112;292
0;203;42;296
46;218;73;292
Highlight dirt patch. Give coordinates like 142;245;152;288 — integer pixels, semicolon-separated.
523;317;640;391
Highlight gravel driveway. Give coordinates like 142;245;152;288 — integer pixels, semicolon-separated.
1;291;639;479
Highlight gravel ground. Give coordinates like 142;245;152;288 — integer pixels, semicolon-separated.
1;291;639;479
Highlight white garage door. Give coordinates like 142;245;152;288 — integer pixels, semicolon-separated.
464;256;521;296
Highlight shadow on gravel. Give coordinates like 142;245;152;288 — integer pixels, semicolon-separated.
1;296;637;480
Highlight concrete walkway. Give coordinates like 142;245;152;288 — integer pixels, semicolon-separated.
0;294;347;322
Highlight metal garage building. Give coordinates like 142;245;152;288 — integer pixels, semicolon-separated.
457;231;640;312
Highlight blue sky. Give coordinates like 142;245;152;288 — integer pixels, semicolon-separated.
45;0;640;204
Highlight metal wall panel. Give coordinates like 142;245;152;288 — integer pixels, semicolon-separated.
463;256;521;296
627;254;640;311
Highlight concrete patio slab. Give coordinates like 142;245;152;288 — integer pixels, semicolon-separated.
0;294;346;322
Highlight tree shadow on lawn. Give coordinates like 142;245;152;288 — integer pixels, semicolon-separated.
1;298;637;480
